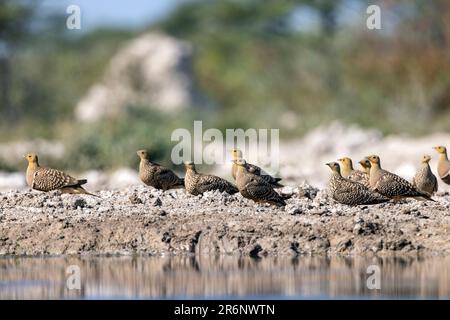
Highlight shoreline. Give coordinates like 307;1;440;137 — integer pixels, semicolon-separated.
1;185;450;256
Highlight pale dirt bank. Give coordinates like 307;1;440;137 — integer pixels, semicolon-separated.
1;185;449;256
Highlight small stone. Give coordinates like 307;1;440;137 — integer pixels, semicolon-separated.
159;210;167;216
153;197;162;207
72;198;87;209
289;208;302;215
129;194;143;204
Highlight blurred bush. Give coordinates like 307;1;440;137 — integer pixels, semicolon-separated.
1;0;450;171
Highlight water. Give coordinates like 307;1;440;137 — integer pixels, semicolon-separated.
0;255;449;299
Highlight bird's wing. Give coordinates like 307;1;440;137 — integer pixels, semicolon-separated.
441;172;450;184
245;178;280;201
32;167;79;191
195;175;228;193
377;172;420;196
157;166;177;179
246;163;262;175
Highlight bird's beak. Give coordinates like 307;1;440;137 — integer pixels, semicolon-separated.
337;158;343;162
325;162;331;167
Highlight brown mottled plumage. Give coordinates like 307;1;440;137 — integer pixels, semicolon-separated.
367;155;434;201
24;153;97;196
231;149;283;187
433;146;450;185
137;150;184;191
346;158;370;187
184;161;238;195
234;159;287;207
326;162;389;206
412;155;438;196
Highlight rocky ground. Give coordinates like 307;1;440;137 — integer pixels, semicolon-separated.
1;184;449;256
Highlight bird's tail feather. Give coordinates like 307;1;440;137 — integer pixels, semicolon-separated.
61;186;100;197
77;179;88;185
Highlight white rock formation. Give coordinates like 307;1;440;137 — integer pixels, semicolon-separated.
75;32;208;123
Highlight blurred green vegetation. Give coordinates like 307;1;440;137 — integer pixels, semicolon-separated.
1;0;450;171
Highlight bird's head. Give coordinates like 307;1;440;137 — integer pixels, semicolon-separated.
338;157;353;168
421;155;431;163
326;162;341;174
433;146;447;154
24;153;38;164
136;149;149;160
184;161;195;170
358;158;371;169
367;155;380;165
231;148;243;160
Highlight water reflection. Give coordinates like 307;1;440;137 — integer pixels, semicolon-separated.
0;255;449;299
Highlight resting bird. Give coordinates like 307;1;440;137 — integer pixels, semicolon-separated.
326;162;390;205
412;155;438;196
367;155;434;201
433;146;450;185
24;153;97;196
184;161;238;195
137;149;184;191
231;149;283;188
346;158;370;187
233;159;287;207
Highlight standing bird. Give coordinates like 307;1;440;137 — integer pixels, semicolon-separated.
367;155;434;201
346;158;370;187
184;161;238;195
24;153;97;196
326;162;390;206
433;146;450;185
412;155;438;196
233;159;287;207
137;149;184;191
231;149;283;187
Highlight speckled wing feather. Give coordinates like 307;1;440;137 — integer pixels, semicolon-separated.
330;175;389;206
246;163;262;175
240;175;286;207
245;163;283;187
155;166;184;190
140;161;183;190
32;167;81;192
347;170;370;187
375;171;433;200
195;174;238;195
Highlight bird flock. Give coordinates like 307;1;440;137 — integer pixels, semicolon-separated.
23;146;450;207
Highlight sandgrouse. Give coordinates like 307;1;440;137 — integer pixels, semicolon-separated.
346;158;370;188
433;146;450;185
24;153;97;196
412;155;438;196
367;155;434;201
233;159;288;207
326;162;389;206
231;149;283;188
184;161;238;195
137;149;184;191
